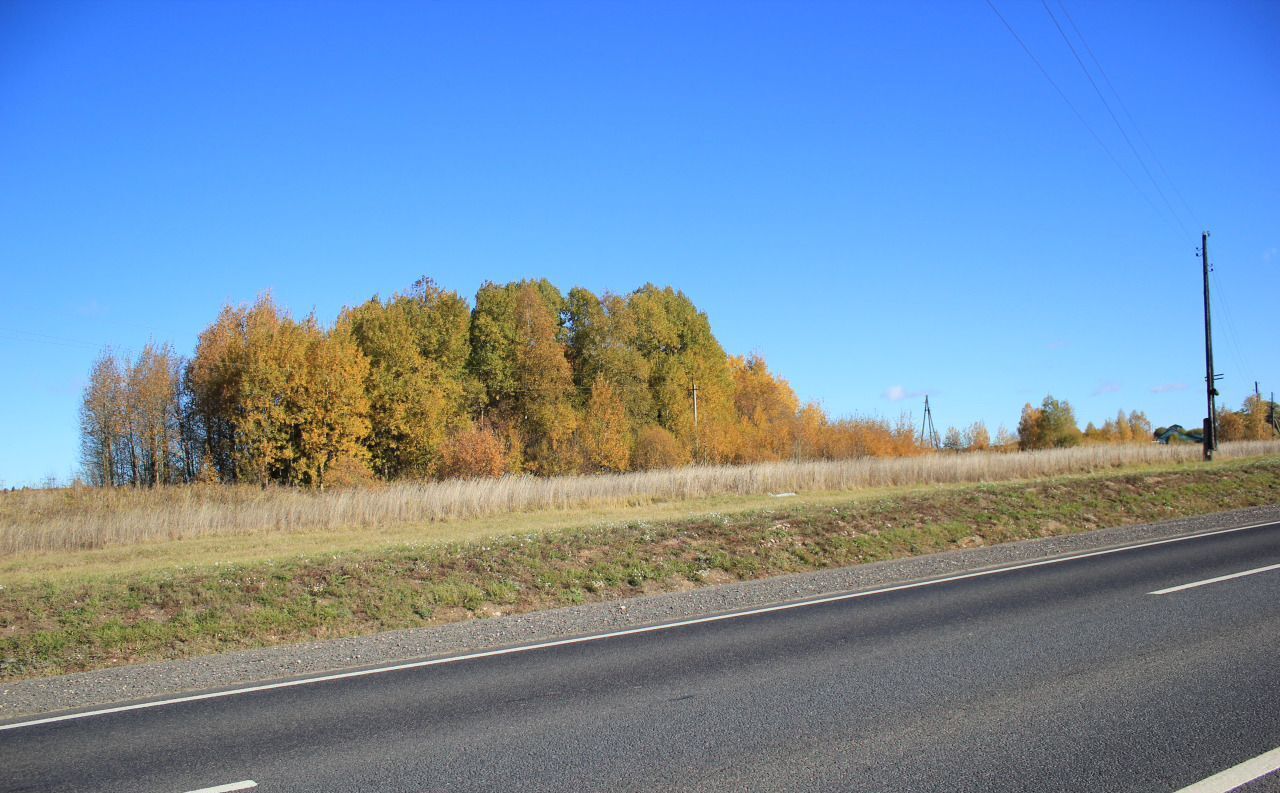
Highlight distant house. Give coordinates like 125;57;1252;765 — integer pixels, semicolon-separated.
1155;424;1202;445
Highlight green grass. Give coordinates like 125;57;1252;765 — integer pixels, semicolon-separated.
0;456;1277;682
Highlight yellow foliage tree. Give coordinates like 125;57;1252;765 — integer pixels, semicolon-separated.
965;421;990;451
79;349;126;487
729;355;800;463
1243;395;1276;440
293;326;372;489
580;375;631;472
513;284;580;475
338;290;467;479
794;403;826;461
186;304;249;480
188;296;371;488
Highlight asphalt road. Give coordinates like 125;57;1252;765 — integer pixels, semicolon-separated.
3;520;1280;793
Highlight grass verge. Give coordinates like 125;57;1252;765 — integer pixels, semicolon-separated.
1;456;1277;682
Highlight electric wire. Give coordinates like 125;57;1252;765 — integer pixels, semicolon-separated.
0;328;101;350
1049;0;1255;381
1056;0;1200;229
1039;0;1193;241
987;0;1261;407
1210;267;1257;392
983;0;1169;225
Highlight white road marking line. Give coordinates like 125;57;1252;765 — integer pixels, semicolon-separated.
0;519;1274;733
183;782;257;793
1174;746;1280;793
1149;561;1280;595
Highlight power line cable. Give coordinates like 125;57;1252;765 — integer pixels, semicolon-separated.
1210;267;1257;389
1055;0;1201;229
983;0;1169;225
1039;0;1193;241
0;328;102;350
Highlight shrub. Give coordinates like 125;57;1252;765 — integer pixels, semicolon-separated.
323;453;378;490
438;426;506;479
632;426;687;471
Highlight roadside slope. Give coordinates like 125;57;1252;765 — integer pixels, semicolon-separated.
2;460;1277;718
2;457;1277;685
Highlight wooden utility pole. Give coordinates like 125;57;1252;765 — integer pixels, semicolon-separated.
691;381;700;462
1201;231;1218;461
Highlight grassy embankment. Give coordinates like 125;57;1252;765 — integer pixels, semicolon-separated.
1;441;1277;682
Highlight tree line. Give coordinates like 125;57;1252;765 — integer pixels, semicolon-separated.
80;279;932;488
81;279;1239;489
1007;392;1277;452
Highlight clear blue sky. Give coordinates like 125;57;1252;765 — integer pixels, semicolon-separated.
1;0;1276;487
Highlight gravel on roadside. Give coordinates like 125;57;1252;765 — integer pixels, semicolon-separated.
3;503;1278;721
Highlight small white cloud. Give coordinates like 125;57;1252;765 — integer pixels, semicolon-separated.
883;385;927;402
1093;382;1121;396
1151;383;1188;394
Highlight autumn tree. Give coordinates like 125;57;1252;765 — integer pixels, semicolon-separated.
794;403;827;461
186;296;371;488
964;421;990;451
124;343;183;486
338;280;471;479
80;349;126;486
1243;394;1277;440
80;344;186;487
1017;403;1043;451
627;285;735;463
994;425;1016;449
942;426;965;452
1018;395;1081;450
292;326;372;489
729;355;800;463
564;288;653;423
579;375;631;472
511;283;580;474
1127;410;1152;442
1216;407;1245;442
186;304;249;481
1111;410;1135;442
470;279;565;408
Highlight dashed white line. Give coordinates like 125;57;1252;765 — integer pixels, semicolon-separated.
183;781;257;793
1149;561;1280;595
1174;746;1280;793
0;519;1274;733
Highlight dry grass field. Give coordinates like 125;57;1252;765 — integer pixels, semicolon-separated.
4;441;1278;557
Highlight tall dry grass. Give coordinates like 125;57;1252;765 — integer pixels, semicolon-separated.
3;441;1277;555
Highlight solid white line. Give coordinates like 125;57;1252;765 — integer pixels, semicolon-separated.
1149;562;1280;595
183;782;257;793
1;519;1275;733
1174;746;1280;793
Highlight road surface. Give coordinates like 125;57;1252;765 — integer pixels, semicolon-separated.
3;519;1280;792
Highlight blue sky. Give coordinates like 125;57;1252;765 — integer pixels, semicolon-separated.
1;0;1276;486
